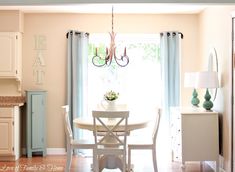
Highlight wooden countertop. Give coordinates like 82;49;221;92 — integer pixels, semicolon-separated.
0;96;25;107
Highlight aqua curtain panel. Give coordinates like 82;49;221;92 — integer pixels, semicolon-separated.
160;32;181;120
66;30;89;142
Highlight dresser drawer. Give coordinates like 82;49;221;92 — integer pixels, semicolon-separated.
0;107;13;118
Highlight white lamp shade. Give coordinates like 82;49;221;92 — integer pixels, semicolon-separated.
195;71;219;88
184;72;196;88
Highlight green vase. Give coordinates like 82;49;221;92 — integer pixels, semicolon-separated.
191;89;200;107
203;89;213;111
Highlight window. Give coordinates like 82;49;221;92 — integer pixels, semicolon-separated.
88;34;161;119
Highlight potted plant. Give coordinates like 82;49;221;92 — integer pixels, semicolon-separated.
103;90;119;110
104;90;119;101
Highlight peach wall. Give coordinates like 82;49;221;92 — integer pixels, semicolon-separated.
199;5;235;172
0;10;23;32
22;13;200;148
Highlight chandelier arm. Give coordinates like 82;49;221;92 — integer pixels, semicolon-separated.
92;55;107;67
114;54;129;67
106;54;112;66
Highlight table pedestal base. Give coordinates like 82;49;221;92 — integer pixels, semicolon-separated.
99;155;123;171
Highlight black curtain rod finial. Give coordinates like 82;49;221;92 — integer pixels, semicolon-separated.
66;30;89;39
180;33;183;39
160;32;183;39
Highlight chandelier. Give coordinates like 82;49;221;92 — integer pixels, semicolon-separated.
92;7;129;67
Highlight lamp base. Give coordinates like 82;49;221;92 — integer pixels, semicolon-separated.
203;88;213;111
191;89;200;107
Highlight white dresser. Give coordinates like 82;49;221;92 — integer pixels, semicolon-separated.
170;107;219;172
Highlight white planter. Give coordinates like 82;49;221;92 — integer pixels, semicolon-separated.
106;100;116;111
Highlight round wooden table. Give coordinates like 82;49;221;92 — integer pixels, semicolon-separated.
73;117;150;171
74;117;149;132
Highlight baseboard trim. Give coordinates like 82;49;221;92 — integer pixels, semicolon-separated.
21;148;66;155
205;155;225;172
21;148;26;155
47;148;66;155
220;168;226;172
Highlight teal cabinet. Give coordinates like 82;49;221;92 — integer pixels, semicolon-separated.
26;90;47;158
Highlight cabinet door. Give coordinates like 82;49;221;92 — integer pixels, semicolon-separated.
181;114;219;161
0;118;14;155
31;94;44;149
0;32;17;77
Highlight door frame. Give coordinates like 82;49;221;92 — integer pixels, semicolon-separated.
232;16;235;172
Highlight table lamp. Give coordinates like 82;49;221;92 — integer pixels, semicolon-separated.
184;72;199;107
195;71;219;111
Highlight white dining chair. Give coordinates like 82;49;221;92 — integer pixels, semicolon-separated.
127;108;161;172
62;105;97;172
92;110;129;172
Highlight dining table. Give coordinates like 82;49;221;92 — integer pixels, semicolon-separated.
74;117;149;133
73;106;150;171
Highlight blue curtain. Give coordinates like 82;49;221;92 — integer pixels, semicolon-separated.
66;30;89;142
160;32;181;121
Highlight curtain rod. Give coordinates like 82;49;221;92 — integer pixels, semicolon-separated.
66;31;183;39
160;32;183;39
66;31;89;39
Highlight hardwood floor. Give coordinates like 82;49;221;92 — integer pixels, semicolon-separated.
0;120;215;172
0;154;214;172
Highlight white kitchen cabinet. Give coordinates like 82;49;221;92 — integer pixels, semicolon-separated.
0;32;22;82
170;107;219;172
0;106;20;161
0;118;14;155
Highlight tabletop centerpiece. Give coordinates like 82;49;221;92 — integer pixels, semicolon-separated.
103;90;119;111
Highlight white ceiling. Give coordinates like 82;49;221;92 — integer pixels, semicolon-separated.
0;4;208;14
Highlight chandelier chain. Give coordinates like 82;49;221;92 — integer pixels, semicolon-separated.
112;6;114;33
